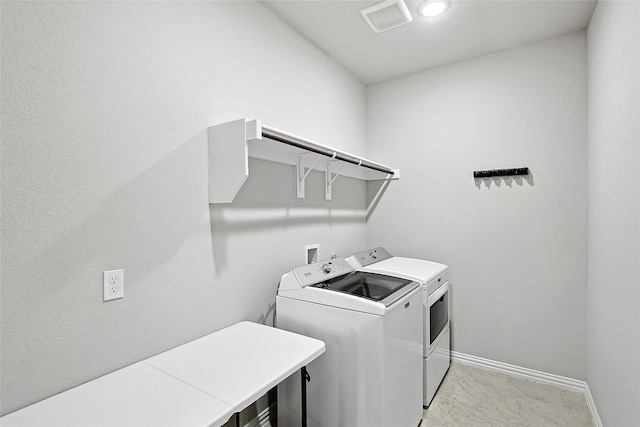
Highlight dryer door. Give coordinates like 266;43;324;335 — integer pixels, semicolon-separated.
428;282;449;348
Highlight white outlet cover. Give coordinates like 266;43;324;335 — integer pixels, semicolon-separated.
103;269;124;301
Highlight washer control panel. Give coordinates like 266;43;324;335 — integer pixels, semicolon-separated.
351;247;393;267
293;258;353;287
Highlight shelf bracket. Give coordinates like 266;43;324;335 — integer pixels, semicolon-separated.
325;160;347;200
297;153;322;199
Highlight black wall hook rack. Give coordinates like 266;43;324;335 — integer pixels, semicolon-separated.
473;167;530;179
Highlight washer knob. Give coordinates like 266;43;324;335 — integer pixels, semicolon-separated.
321;263;332;274
370;251;378;259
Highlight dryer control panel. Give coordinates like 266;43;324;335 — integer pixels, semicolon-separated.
293;259;353;287
350;247;393;267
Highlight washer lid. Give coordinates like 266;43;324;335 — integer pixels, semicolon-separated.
311;271;416;307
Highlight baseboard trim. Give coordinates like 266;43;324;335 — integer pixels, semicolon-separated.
584;383;604;427
451;351;603;427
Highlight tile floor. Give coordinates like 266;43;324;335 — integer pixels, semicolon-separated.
422;362;594;427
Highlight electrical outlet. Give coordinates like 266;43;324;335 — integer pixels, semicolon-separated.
103;269;124;301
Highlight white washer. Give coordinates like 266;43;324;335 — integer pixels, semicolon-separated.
276;258;423;427
347;247;450;407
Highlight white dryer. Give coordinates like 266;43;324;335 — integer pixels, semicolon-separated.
347;247;450;407
276;258;423;427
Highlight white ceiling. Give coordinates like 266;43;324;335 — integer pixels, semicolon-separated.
262;0;597;85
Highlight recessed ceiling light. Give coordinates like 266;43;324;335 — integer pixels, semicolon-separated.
418;0;450;18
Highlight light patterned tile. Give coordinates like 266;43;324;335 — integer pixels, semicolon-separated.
423;362;594;427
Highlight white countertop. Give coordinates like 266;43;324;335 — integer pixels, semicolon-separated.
146;321;326;413
1;322;325;427
0;362;234;427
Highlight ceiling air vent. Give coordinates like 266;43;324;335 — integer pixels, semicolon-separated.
361;0;413;33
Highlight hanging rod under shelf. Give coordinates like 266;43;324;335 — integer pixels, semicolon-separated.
261;130;395;175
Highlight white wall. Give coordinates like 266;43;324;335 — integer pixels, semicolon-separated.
587;1;640;425
0;1;367;415
366;32;588;379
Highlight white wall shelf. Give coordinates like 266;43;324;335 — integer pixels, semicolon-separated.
208;118;399;203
